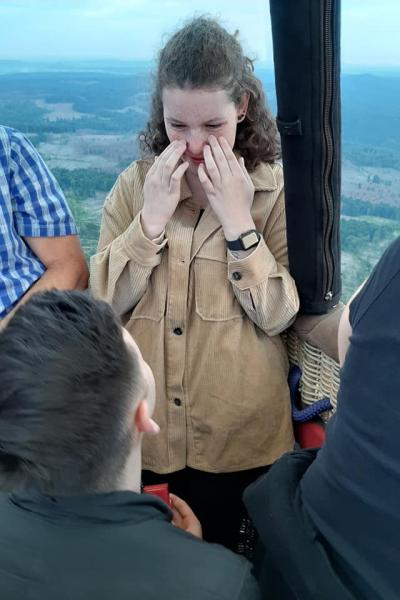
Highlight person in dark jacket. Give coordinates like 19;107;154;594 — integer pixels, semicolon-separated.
244;236;400;600
0;290;260;600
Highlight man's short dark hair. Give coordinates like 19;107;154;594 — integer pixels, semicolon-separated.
0;290;139;494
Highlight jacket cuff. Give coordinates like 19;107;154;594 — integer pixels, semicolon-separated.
120;211;167;267
227;238;276;289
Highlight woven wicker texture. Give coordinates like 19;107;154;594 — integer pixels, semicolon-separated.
285;330;340;418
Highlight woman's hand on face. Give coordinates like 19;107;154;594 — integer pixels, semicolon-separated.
141;140;189;239
198;136;256;240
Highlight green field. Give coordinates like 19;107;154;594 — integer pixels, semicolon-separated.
1;61;399;304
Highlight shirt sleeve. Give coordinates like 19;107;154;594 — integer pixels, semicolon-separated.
349;237;400;329
8;129;77;237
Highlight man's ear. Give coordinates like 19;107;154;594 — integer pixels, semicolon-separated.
134;400;160;435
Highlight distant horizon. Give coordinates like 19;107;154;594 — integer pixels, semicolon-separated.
1;58;400;76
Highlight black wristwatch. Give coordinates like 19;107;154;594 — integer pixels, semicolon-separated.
226;229;260;251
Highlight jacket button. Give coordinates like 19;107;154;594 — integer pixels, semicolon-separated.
174;398;182;406
232;272;242;281
173;327;183;335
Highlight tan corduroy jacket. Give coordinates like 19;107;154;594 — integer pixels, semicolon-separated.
90;159;299;474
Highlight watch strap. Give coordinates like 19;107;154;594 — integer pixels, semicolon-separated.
226;238;244;251
226;229;260;251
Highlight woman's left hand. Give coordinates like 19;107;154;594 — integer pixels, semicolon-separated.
198;135;256;240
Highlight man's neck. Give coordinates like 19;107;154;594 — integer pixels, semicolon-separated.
114;448;142;494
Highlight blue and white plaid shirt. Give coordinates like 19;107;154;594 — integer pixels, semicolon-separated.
0;126;77;317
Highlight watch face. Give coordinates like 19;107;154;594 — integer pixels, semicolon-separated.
241;231;259;250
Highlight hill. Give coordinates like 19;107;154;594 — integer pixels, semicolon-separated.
0;61;399;300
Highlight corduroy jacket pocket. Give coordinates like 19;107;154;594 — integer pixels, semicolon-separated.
194;252;244;321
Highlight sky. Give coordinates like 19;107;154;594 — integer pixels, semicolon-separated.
0;0;399;67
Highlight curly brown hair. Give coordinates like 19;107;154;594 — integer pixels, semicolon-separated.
139;17;280;171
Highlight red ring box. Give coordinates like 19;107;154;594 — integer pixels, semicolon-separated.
143;483;171;507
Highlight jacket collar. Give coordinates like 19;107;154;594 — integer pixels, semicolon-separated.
179;161;278;259
249;161;278;192
8;490;172;525
179;160;277;202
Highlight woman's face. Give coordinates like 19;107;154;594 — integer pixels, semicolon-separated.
162;87;246;175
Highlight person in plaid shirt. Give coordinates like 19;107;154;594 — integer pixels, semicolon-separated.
0;126;88;328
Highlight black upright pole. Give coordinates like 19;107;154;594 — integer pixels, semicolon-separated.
269;0;342;314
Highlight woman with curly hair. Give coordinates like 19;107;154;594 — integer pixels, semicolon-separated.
91;17;299;551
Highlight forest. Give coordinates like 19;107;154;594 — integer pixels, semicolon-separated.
1;61;399;300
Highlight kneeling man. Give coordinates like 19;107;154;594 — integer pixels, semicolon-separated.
0;290;260;600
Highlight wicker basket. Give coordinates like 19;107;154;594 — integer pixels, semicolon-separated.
285;329;340;418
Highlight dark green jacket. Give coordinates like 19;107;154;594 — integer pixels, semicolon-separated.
0;490;260;600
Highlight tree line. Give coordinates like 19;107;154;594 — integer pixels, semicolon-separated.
342;196;400;221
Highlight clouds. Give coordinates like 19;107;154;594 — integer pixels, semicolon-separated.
0;0;273;61
0;0;398;66
341;1;400;66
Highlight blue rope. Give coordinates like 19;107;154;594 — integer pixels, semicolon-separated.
289;365;333;423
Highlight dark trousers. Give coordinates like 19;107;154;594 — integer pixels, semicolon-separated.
142;465;269;552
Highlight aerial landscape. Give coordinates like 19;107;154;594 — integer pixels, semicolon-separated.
1;59;399;300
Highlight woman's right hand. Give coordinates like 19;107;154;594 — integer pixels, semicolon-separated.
141;140;188;239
